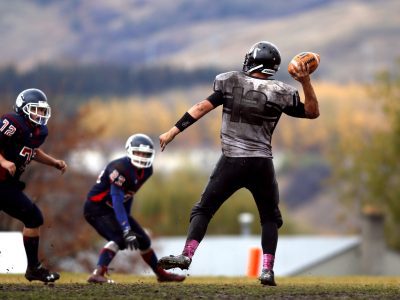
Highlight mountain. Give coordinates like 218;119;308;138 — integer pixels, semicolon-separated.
0;0;399;82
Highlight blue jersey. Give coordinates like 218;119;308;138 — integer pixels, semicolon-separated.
0;112;48;182
87;156;153;208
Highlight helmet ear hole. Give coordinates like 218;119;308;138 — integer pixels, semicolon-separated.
15;95;24;109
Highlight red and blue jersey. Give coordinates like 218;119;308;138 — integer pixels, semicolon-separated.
0;112;48;182
87;156;153;231
88;156;153;206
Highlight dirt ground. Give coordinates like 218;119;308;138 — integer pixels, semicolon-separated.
1;274;399;299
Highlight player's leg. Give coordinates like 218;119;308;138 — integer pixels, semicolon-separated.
1;186;59;283
128;217;185;282
84;202;124;283
247;158;280;286
158;155;243;270
87;240;119;284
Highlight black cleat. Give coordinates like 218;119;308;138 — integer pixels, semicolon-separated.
25;264;60;283
157;254;192;270
259;269;277;286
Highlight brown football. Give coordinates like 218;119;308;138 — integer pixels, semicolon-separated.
288;52;320;76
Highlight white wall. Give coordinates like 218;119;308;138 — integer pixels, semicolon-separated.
151;235;361;277
0;232;27;274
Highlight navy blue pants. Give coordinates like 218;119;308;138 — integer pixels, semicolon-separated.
0;182;43;228
83;200;151;250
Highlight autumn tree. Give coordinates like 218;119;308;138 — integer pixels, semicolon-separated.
329;60;400;250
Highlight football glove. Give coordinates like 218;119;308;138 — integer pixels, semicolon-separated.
123;230;139;250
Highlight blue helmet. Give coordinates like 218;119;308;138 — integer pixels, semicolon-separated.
14;88;51;125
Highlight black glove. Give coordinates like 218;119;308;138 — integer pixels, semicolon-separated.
123;230;139;250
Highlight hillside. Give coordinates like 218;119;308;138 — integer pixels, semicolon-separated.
0;0;399;83
0;1;397;237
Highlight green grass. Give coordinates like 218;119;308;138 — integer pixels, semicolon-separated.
1;273;399;299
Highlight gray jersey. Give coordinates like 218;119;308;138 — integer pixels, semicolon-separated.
212;71;304;158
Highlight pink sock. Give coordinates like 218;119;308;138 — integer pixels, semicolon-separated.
182;240;199;259
263;254;275;270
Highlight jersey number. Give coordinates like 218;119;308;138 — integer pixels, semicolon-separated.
110;169;126;186
96;169;126;187
230;87;280;126
0;119;16;137
20;146;35;165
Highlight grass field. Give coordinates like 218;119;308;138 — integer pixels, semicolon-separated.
1;274;399;299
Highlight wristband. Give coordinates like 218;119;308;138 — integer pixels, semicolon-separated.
175;112;197;132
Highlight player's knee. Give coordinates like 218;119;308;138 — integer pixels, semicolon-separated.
260;214;283;229
275;219;283;229
138;234;151;250
190;205;214;222
114;236;126;250
274;208;283;228
23;204;44;228
104;241;119;253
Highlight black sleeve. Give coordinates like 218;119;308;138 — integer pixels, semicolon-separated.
283;102;306;118
206;90;224;107
283;92;306;118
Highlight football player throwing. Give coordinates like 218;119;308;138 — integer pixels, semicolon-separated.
157;41;319;286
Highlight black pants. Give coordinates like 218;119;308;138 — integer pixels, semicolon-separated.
188;155;281;254
83;200;151;250
190;155;282;226
0;182;43;228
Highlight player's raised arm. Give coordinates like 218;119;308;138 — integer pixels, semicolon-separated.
294;62;319;119
300;76;319;119
289;52;320;119
159;99;215;151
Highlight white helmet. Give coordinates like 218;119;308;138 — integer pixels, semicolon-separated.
125;133;155;168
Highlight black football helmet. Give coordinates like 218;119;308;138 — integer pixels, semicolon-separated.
14;88;51;126
125;133;155;168
243;41;281;75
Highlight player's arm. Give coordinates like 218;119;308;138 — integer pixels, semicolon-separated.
110;184;139;250
33;148;67;174
110;184;131;232
159;97;217;151
294;61;319;119
0;152;16;176
0;118;17;176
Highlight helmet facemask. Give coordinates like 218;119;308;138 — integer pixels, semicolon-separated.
127;147;155;168
22;101;51;126
15;88;51;126
125;134;155;168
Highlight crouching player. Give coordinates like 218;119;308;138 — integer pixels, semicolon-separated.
0;88;67;283
84;133;185;283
